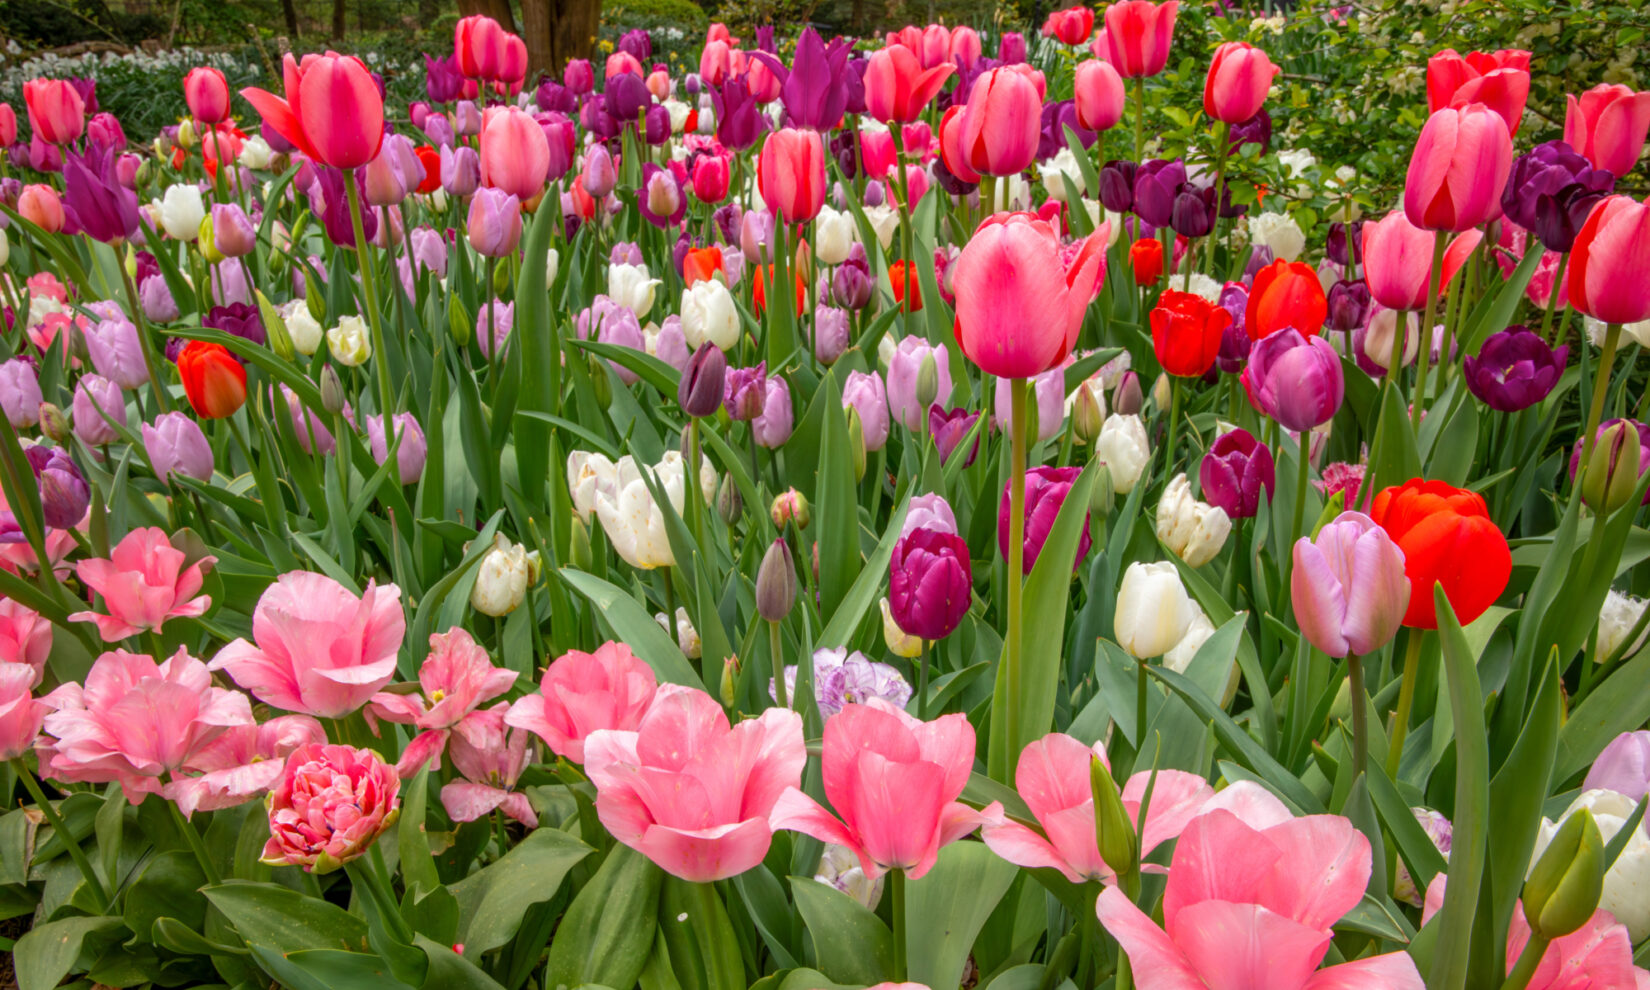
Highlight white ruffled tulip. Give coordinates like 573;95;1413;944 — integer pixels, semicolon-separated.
1247;211;1306;262
281;300;322;356
1115;561;1200;659
1598;589;1650;661
1156;474;1232;567
680;278;739;351
470;534;534;616
1095;414;1150;494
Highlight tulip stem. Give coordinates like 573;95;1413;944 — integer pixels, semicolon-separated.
1579;323;1622;474
12;759;110;910
916;640;929;719
1410;233;1448;430
890;867;908;982
1346;651;1367;781
1164;376;1181;479
1501;932;1550;990
164;776;223;886
1005;377;1028;785
1385;631;1424;779
1541;253;1569;343
342;167;398;449
119;263;173;415
1131;76;1145;163
770;619;788;710
1286;432;1309;589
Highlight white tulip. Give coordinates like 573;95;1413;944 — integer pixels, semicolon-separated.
1096;414;1150;493
281;300;323;356
594;451;716;570
860;204;899;252
656;606;701;658
159;184;206;241
1247;211;1306;262
680;278;739;351
1364;307;1419;370
662;99;691;134
1530;789;1650;941
470;534;534;616
238;135;272;170
422;188;449;212
545;246;560;288
567;450;618;523
815;206;855;266
880;597;923;658
1598;590;1650;661
0;227;8;267
326;315;372;366
607;262;661;318
1041;147;1083;202
1156;474;1232;568
1183;273;1222;303
1115;561;1200;659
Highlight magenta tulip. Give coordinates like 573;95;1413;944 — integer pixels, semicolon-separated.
1203;42;1279;124
954;212;1105;378
1241;328;1344;432
183;66;231;124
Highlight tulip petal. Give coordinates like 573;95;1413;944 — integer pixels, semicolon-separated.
1171;900;1330;990
981;819;1084;881
1095;886;1206;990
1302;953;1427;990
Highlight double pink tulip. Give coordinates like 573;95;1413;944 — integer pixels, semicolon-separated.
1102;0;1180;78
68;527;214;643
982;733;1214;883
770;699;1003;880
757;127;827;224
169;714;326;818
864;45;955;124
22;78;85;146
1426;48;1531;136
505;641;657;764
1291;511;1410;658
1404;104;1513;232
0;598;52;683
479;105;551;203
1203;42;1279;125
1568;194;1650;325
1074;59;1126;132
241;51;385;170
957;68;1042;178
368;627;516;776
953;212;1106;379
1566;83;1650;178
263;743;400;873
0;664;47;761
584;684;805;882
1362;211;1482;312
209;571;405;719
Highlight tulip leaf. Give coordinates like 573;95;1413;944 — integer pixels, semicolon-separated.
558;567;704;688
247;945;418;990
1063;125;1101;198
512;208;559;503
545;845;663;990
11;915;128;990
1367;383;1422;504
1459;242;1541;357
904;841;1019;990
446;827;591;957
1366;760;1448;897
788;875;893;986
1484;652;1561;956
203;881;370;953
658;875;746;990
814;371;861;621
816;496;909;650
569;336;683;399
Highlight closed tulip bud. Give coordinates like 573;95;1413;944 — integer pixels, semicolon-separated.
1074;384;1104;444
1113;370;1143;415
471;534;532;617
1150;374;1171;411
305;272;328;324
846;406;867;481
1091;464;1116;518
568;514;592;571
1089;756;1138;877
258;291;296;362
447;294;472;347
771;489;810;530
916;353;940;412
716;476;743;525
678;342;726;417
1582;420;1643;514
38;401;70;444
756;539;797;622
1525;807;1604;939
719;655;739;707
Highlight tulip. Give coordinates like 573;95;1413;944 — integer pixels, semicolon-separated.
0;104;13;148
1404;104;1513;232
367;627;514;775
326;315;372;367
22;78;84;145
955;212;1105;378
1528;792;1641;940
1245;259;1327;340
1096;413;1150;493
1132;158;1186;227
1200;428;1275;520
1426;48;1531;136
1129;237;1164;286
758;128;827;224
261;743;400;873
842;371;891;452
691;154;730;204
1103;0;1179;78
166;715;329;821
864;45;955;124
365;411;427;486
1204;42;1279;124
753;375;794;448
885;337;952;431
1371;479;1511;629
994;368;1065;443
18;183;65;233
1241;329;1343;432
1151;290;1230;376
466;186;522;258
997;465;1093;574
176;341;247;420
888;527;971;642
62;146;138;244
1292;510;1409;661
70;374;126;446
65;526;213;644
1463;329;1567;412
1074;60;1126;132
183;66;231;123
1155;474;1231;567
0;664;47;761
1585;730;1650;801
142;411;213;481
1565;84;1650;177
1248;210;1306;263
0;359;41;429
81;312;146;392
0;598;51;682
1569;194;1650;325
593;452;715;570
1362;210;1478;312
474;106;550;204
814;206;855;266
958;68;1041;178
1567;418;1650;510
241;52;385;169
1501;142;1614;255
1326;278;1371;333
506;641;656;765
441;143;480;197
1113;560;1200;658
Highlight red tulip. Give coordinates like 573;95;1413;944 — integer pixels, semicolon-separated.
1427;49;1530;136
454;15;517;81
1074;60;1126;132
1102;0;1179;78
479;105;550;202
752;265;806;318
1371;479;1510;629
241;52;385;170
184;67;231;124
889;260;922;313
1130;237;1163;285
1152;290;1231;376
864;45;955;124
1048;6;1096;45
1569;194;1650;325
1403;104;1513;233
1203;42;1279;125
958;68;1041;178
757;128;826;224
1245;259;1327;340
414;146;441;194
177;342;248;420
954;212;1105;378
22;78;85;146
1565;84;1650;178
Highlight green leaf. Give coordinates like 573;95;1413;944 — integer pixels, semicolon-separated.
12;915;126;990
814;372;861;621
123;850;207;944
248;944;416;990
398;769;441;897
905;842;1019;990
416;934;507;990
447;827;592;957
558;568;703;687
1485;656;1561;957
789;875;893;986
1368;383;1422;504
203;880;370;953
512;209;560;503
545;845;663;990
658;875;745;990
816;496;909;648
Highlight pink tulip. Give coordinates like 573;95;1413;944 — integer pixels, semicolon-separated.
1403;104;1513;233
584;684;804;882
920;24;953;69
1566;84;1650;177
40;647;253;803
184;66;231;124
1097;808;1426;990
938;105;982;184
606;51;644;80
769;699;1003;879
504;641;657;764
241;51;385;170
959;68;1042;178
888;25;924;52
950;27;983;70
454;15;510;81
860;127;897;179
0;598;52;684
700;40;732;87
758;127;827;224
1426;49;1531;136
1585;731;1650;802
954;212;1105;378
22;78;85;146
442;703;537;827
170;714;327;818
1074;59;1126;132
646;69;671;101
982;733;1214;883
0;104;15;147
368;627;515;775
479;105;551;202
68;527;214;642
1362;211;1481;312
1569;194;1650;325
209;572;405;719
1203;42;1279;124
18;183;65;234
0;663;47;761
864;45;955;124
262;743;400;873
1291;511;1409;658
1103;0;1179;78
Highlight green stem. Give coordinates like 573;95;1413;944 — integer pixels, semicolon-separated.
890;867;907;982
119;263;172;415
1346;651;1367;780
1287;429;1310;585
1385;631;1424;778
1205;121;1229;278
1501;933;1551;990
165;778;223;885
1410;233;1448;429
342;168;396;447
770;619;788;710
917;639;929;720
1132;76;1145;163
1005;378;1028;783
1164;376;1181;479
13;760;110;910
1579;323;1622;474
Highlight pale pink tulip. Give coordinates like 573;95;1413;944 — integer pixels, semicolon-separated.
983;733;1214;883
584;684;805;882
1291;511;1410;658
504;641;656;764
209;572;404;719
262;743;400;873
40;648;253;803
0;663;47;761
442;703;537;827
1585;731;1650;802
368;627;516;775
769;698;1003;880
68;527;214;642
0;598;52;683
170;714;327;818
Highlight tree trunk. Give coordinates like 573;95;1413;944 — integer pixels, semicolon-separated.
280;0;300;39
331;0;346;39
456;0;518;32
518;0;602;80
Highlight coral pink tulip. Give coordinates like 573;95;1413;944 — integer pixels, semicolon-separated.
938;105;982;183
0;598;52;684
758;127;827;224
1103;0;1179;78
982;733;1214;883
183;66;231;124
18;183;65;234
584;684;805;882
959;67;1042;177
505;641;657;764
442;703;537;827
479;105;551;202
1566;84;1650;177
1403;104;1513;232
606;51;644;80
1426;49;1531;136
68;528;214;642
40;647;253;803
209;572;405;719
22;78;85;146
769;699;1003;879
864;45;955;124
1204;42;1279;124
454;15;512;81
1291;511;1410;658
241;51;385;169
1097;808;1426;990
920;24;953;69
1569;194;1650;325
1361;211;1481;312
954;212;1106;378
1074;59;1126;132
262;743;400;873
0;664;47;761
368;627;516;775
700;40;732;87
170;714;327;818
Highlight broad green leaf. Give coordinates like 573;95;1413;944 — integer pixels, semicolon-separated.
658;875;745;990
817;496;910;649
447;827;592;957
12;915;126;990
789;875;893;986
248;945;416;990
905;842;1019;990
545;845;663;990
203;880;369;953
559;568;703;687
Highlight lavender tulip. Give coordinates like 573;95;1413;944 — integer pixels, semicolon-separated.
842;370;890;452
0;358;42;428
1585;731;1650;802
887;337;952;431
366;412;428;486
142;411;214;481
1291;511;1409;657
772;647;912;719
930;406;981;466
725;363;768;422
752;374;794;448
71;374;126;445
1200;428;1276;520
902;492;958;537
27;446;90;529
812;305;851;364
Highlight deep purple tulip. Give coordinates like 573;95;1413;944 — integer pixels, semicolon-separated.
843;57;868;116
619;29;652;63
930;405;981;466
1501;140;1614;253
714;78;763;152
204;302;264;349
998;465;1093;574
1200;428;1276;520
62;145;138;244
832;262;873;310
425;53;466;103
1326;220;1365;268
1171;186;1216;237
537;78;576;114
1241;329;1344;432
679;342;726;417
725;362;768;421
1326;279;1371;332
1216;283;1252;373
1464;328;1568;412
933;156;978;196
26;445;90;529
713;203;743;245
1569;419;1650;505
1132;159;1186;227
1227;108;1271;153
311;167;375;247
607;71;651;122
1099;159;1138;213
644;104;671;146
1038;100;1096;162
755;27;850;132
889;527;972;641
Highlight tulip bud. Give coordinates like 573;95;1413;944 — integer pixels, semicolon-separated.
1151;374;1172;411
589;355;613;407
38;402;70;444
471;534;532;617
177;118;198;149
122;244;139;280
846;406;867;482
771;489;811;530
1524;807;1604;939
678;342;726;418
569;514;593;571
1073;385;1104;445
755;539;796;622
493;257;512;294
256;290;295;362
319;366;346;415
449;294;473;347
1090;756;1138;879
718;654;741;707
717;476;743;525
916;352;939;412
1113;371;1143;416
305;272;327;325
1091;464;1115;518
1582;421;1642;514
197;215;224;263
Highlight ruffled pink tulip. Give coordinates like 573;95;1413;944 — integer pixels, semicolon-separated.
769;699;1003;879
1403;104;1513;233
504;641;657;764
1098;808;1426;990
209;572;404;719
0;598;52;683
184;66;231;124
479;105;551;202
262;743;400;873
758;127;827;224
241;51;385;169
1074;59;1126;132
1103;0;1179;78
585;684;804;882
170;714;327;818
959;68;1042;178
982;733;1214;883
22;78;85;146
442;703;537;827
1203;42;1279;124
69;527;214;642
1565;84;1650;177
1569;194;1650;325
1291;511;1409;658
0;664;47;761
368;627;515;775
1426;49;1531;136
1362;211;1481;312
954;212;1105;378
40;647;253;802
864;45;955;124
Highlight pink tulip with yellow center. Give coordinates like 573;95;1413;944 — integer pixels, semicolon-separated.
68;527;214;642
368;627;516;776
442;703;538;827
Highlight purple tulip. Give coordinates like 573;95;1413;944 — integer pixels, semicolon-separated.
27;445;90;529
753;375;793;448
1214;283;1252;372
452;100;482;137
774;647;912;719
204;302;264;350
139;274;179;324
537;78;576;114
366;412;428;486
842;370;890;452
887;337;952;431
679;342;726;417
83;314;146;389
260;119;296;154
1200;428;1276;520
655;315;691;372
843;56;868;115
929;405;981;466
619;28;652;63
1501;140;1615;253
1171;186;1216;238
425;53;466;103
311;167;375;247
69;77;98;114
1241;329;1344;432
998;465;1092;574
1099;159;1138;213
1326;220;1365;268
1463;328;1567;412
754;27;850;132
713;78;763;152
889;527;972;641
1326;279;1371;333
1568;418;1650;505
61;145;138;244
1132;159;1187;228
832;260;873;310
1228;108;1272;153
422;112;455;148
71;374;127;445
725;363;768;421
1038;100;1095;162
1291;511;1408;657
713;202;743;245
0;358;42;428
142;411;214;481
607;71;651;122
812;305;851;364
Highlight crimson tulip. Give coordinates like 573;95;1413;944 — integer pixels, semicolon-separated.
1151;290;1230;376
1426;48;1531;136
